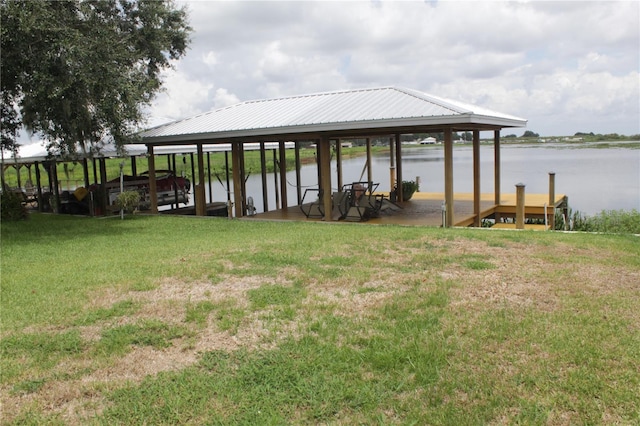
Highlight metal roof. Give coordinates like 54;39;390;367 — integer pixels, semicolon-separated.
139;86;527;144
0;143;148;165
1;142;295;165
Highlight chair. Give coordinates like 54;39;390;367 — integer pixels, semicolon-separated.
299;188;324;218
342;181;382;222
331;191;350;220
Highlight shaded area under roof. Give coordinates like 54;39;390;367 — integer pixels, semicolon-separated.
138;86;527;145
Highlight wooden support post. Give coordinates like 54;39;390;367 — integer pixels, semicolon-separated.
98;158;108;211
295;141;302;204
319;137;332;221
131;156;137;177
366;138;373;184
389;137;396;199
52;162;61;213
35;162;43;212
15;164;22;188
195;144;206;216
279;140;288;209
548;172;556;229
395;133;402;198
147;145;158;214
206;153;212;203
231;142;243;218
444;128;454;227
494;130;501;205
82;158;90;188
516;183;525;229
473;130;481;227
336;139;343;190
92;158;98;185
260;142;268;212
272;149;279;210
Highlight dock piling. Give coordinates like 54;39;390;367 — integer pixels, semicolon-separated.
516;183;526;229
549;172;556;230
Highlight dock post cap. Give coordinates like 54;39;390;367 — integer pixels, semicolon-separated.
516;182;526;188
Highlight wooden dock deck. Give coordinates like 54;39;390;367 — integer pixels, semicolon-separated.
246;191;568;228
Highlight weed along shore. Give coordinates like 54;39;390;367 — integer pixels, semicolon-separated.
1;214;639;424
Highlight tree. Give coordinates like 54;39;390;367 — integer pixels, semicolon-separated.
522;130;540;138
1;0;191;156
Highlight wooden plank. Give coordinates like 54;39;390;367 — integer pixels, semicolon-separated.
494;130;501;205
319;137;332;221
473;130;480;227
444;128;454;227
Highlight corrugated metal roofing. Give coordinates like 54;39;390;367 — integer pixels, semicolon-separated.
140;86;527;143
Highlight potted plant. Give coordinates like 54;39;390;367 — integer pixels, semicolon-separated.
397;180;419;201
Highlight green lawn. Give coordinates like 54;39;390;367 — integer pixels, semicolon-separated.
1;214;639;424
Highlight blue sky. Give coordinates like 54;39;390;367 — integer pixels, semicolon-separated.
147;0;639;138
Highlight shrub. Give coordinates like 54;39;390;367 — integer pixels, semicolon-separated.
115;190;141;214
1;190;28;221
399;180;420;201
556;208;640;234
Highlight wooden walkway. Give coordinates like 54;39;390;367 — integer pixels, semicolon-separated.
246;191;568;228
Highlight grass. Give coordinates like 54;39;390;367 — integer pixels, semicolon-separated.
1;214;639;424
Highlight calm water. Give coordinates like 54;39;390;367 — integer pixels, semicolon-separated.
203;142;639;216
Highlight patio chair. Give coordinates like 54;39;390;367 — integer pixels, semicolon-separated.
342;181;382;221
331;191;350;220
299;188;324;218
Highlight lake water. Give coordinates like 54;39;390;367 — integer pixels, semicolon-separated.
201;142;639;216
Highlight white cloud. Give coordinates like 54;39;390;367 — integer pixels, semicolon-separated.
150;0;640;136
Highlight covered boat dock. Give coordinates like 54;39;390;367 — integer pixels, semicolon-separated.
138;86;566;228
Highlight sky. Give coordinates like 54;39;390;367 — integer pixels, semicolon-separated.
147;0;640;138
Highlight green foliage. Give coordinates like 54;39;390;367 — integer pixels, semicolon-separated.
522;130;540;138
74;300;138;326
115;190;141;214
96;320;189;356
397;180;420;200
0;190;28;221
0;0;191;152
247;284;306;310
557;209;640;234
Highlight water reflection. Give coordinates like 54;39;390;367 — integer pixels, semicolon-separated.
191;143;639;216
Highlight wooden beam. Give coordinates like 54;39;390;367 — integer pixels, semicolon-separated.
395;133;402;201
98;158;107;215
319;137;332;221
389;136;396;199
196;143;206;216
549;172;556;229
279;140;288;209
473;130;481;227
336;138;343;190
516;183;525;229
147;145;158;214
82;158;90;188
35;162;43;213
295;141;302;204
260;141;268;212
494;130;501;205
206;152;212;203
231;142;243;218
272;148;279;209
444;128;454;227
366;138;373;184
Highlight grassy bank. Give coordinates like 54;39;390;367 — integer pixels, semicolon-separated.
1;214;639;424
